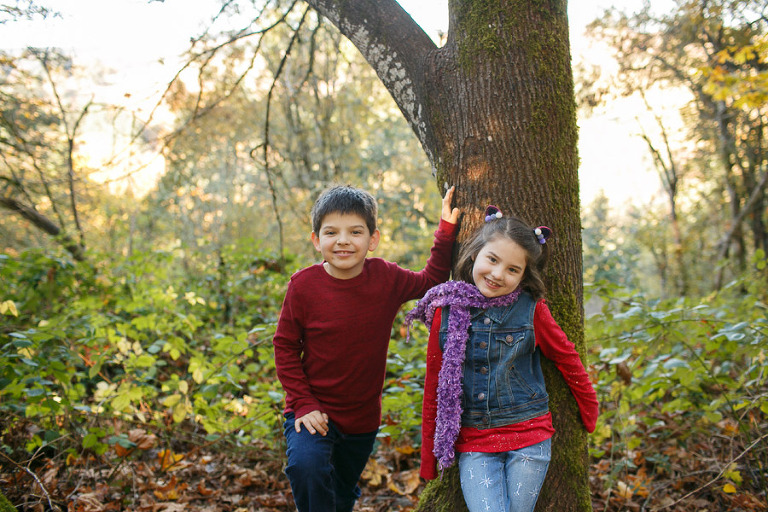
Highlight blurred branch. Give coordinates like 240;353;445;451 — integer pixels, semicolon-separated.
0;195;85;261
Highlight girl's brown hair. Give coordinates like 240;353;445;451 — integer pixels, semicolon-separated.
454;215;550;300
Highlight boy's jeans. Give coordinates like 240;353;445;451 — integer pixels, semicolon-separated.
283;412;377;512
458;438;551;512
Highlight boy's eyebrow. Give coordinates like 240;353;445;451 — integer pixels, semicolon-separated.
321;223;367;231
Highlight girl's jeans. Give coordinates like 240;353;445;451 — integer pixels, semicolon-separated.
283;412;377;512
458;438;552;512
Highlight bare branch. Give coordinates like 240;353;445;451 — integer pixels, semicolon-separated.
0;195;85;261
304;0;437;163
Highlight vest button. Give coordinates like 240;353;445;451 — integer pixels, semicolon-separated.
480;366;489;374
479;341;487;349
483;318;491;324
477;393;486;400
506;335;513;342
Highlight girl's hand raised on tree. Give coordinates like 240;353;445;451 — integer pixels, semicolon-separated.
295;410;329;436
442;186;460;224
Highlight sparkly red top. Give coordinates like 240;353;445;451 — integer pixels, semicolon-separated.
420;302;599;480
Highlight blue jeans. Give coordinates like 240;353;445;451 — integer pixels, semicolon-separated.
283;413;377;512
458;438;551;512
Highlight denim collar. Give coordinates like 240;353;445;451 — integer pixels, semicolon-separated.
470;302;514;324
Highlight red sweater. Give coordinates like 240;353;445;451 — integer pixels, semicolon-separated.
273;220;456;434
420;302;599;480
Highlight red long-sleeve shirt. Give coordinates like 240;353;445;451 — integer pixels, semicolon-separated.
273;220;456;435
420;301;599;480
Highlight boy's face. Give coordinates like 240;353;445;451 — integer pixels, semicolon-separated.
311;212;380;280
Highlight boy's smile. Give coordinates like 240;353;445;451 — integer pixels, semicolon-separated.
312;212;380;280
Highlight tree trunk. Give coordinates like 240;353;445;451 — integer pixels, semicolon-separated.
304;1;591;510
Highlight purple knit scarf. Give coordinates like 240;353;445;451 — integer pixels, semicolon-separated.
405;281;521;471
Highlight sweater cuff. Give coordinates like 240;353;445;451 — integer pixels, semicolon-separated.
437;218;457;237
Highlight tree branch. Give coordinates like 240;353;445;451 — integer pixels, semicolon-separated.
0;196;86;261
303;0;438;163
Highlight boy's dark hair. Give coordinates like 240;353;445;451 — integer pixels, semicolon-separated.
311;185;378;235
454;215;550;300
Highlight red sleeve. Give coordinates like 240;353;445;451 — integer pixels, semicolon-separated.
272;279;321;419
534;301;599;433
395;220;457;302
420;308;442;480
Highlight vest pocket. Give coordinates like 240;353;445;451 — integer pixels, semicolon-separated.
493;331;538;408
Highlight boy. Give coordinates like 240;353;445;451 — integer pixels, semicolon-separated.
273;184;459;512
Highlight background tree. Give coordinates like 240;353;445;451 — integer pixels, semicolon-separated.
587;0;768;291
0;50;89;260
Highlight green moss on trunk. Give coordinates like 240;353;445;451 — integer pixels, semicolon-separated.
0;493;17;512
414;466;468;512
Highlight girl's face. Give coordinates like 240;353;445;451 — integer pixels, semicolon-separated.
472;236;527;298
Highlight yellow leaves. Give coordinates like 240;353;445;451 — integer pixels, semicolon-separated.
702;42;768;108
718;418;740;437
361;458;390;487
162;381;192;423
724;463;743;485
153;475;188;500
184;291;206;306
161;393;192;423
615;480;634;500
361;456;422;500
0;300;18;316
387;469;421;495
158;449;185;471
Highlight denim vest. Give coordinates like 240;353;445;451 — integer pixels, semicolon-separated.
439;291;549;429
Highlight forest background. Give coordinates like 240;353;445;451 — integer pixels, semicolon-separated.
0;0;766;511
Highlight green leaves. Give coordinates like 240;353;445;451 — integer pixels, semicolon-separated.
586;275;768;494
0;245;289;455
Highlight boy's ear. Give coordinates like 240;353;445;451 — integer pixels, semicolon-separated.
311;232;321;252
368;229;381;252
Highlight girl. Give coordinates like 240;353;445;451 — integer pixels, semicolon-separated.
406;206;599;512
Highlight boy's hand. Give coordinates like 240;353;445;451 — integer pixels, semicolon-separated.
442;186;460;224
295;410;329;436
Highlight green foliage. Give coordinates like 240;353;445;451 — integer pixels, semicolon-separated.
3;237;767;505
586;255;768;493
581;193;643;289
583;0;768;291
0;243;290;459
380;314;429;442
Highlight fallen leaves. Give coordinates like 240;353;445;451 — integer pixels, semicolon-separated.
2;417;766;512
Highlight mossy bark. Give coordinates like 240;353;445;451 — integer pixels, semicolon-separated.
419;0;591;510
0;492;17;512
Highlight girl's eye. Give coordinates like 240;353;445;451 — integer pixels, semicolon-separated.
488;256;497;263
